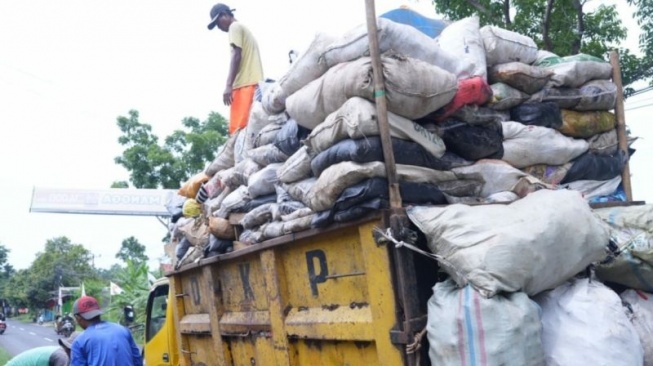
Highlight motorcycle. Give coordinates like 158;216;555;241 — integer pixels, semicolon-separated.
0;320;6;335
54;314;75;338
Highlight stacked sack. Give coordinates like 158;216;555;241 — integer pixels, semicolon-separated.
171;15;635;256
410;191;651;365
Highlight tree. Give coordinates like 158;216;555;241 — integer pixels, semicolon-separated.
116;236;149;265
3;237;99;310
432;0;653;91
115;110;229;189
0;244;16;308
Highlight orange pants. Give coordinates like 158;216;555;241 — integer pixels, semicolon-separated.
229;85;257;135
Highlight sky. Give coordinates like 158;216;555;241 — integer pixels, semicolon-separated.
0;0;650;271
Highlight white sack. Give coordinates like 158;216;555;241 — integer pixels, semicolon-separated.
247;163;282;198
265;32;338;114
502;121;589;168
205;132;238;177
305;161;461;212
480;26;538;66
436;16;486;79
452;159;548;198
243;101;270;152
621;289;653;365
286;54;458;129
303;97;446;157
407;189;610;297
594;204;653;291
428;280;545;366
536;54;613;88
562;175;622;201
534;278;644;366
322;17;471;77
278;146;312;184
215;186;250;218
247;143;288;167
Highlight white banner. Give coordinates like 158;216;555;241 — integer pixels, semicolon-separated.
30;187;178;216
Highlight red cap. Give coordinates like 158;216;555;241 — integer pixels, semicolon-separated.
72;296;103;320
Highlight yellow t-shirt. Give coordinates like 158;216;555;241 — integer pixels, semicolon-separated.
228;22;263;89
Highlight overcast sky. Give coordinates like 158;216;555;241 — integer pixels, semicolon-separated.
0;0;649;271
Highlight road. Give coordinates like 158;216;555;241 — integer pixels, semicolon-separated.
0;319;70;357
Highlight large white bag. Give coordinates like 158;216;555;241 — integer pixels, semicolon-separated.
452;159;549;198
262;32;337;114
407;189;609;297
535;278;644;366
428;280;545;366
436;16;487;79
502;121;589;168
480;26;538;66
321;17;471;77
303;97;446;158
286;54;457;129
621;289;653;365
305;161;461;212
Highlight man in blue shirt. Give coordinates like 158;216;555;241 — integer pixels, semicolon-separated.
70;295;142;366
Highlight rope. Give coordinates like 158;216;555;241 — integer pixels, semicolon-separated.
374;228;440;261
406;327;428;366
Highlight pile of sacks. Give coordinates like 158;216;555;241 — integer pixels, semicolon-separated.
410;193;653;365
170;17;631;267
164;15;652;363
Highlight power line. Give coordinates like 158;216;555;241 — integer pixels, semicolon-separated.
625;101;653;111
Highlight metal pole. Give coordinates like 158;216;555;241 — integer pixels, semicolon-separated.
609;50;633;201
364;0;403;213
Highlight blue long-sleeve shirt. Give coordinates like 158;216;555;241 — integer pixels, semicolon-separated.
71;321;142;366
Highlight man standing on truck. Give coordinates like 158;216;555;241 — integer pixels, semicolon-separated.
69;295;142;366
207;3;264;135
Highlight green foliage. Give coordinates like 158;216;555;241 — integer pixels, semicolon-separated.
0;346;11;365
111;181;129;188
115;110;228;189
2;237;100;310
0;244;15;306
432;0;653;89
116;236;149;265
105;260;153;343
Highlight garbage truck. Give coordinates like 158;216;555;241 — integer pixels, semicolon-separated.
142;4;650;366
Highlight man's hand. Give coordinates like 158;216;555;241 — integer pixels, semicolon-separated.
223;85;233;106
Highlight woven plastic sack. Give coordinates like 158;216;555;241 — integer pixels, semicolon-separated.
208;216;235;240
502;121;589;168
480;26;538;66
428;280;545;366
321;17;470;77
559;110;616;138
536;54;613;88
534;278;643;366
407;189;609;297
621;289;653;365
286;53;458;129
436;16;487;79
303;97;446;158
487;82;529;110
488;62;553;94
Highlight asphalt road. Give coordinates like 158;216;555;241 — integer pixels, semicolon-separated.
0;319;71;357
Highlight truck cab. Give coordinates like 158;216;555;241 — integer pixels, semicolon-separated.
145;277;178;366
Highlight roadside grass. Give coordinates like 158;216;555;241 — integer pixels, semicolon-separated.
0;346;11;364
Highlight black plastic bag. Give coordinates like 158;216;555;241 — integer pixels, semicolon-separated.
312;178;447;228
437;120;504;160
510;102;562;129
561;150;628;183
204;235;233;258
234;194;277;212
311;137;455;177
274;118;310;156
